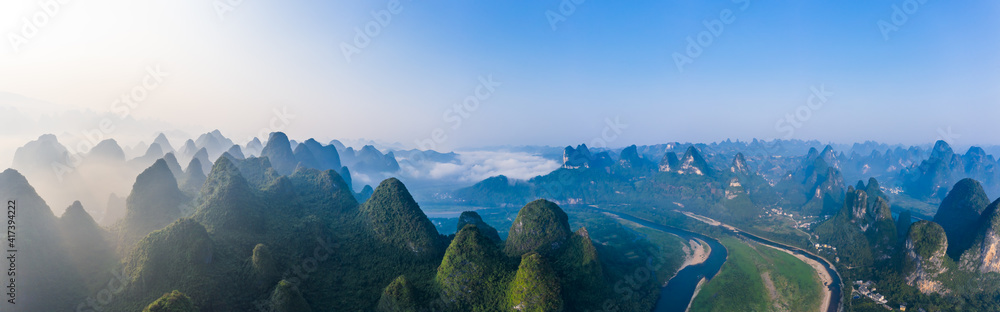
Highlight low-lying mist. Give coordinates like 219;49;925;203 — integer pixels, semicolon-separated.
4;130;565;221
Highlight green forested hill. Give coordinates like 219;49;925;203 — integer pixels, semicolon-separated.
9;149;685;311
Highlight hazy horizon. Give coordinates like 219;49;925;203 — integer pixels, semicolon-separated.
4;2;1000;310
2;1;998;154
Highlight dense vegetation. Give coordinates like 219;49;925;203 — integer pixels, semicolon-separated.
449;144;856;250
507;252;562;311
436;224;512;310
113;159;185;256
19;133;1000;311
360;178;444;257
812;181;1000;311
142;290;198;312
448;142;1000;311
457;211;502;244
376;275;417;312
504;199;572;257
2;145;695;311
933;178;991;260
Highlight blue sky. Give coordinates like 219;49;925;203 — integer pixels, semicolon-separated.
1;0;998;150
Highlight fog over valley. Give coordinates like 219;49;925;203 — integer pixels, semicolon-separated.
2;1;999;311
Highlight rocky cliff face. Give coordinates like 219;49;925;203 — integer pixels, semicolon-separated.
675;146;711;175
658;152;679;172
614;144;655;173
842;187;895;245
960;198;1000;273
863;177;888;206
819;145;841;169
731;152;750;175
812;166;846;201
563;144;592;169
846;188;870;227
563;144;611;170
904;220;951;295
725;177;747;200
866;197;898;258
796;157;846;203
618;145;641;168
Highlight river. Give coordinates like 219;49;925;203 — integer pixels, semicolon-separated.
596;209;843;312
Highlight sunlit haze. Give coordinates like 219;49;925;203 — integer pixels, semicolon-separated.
6;2;1000;312
2;1;999;157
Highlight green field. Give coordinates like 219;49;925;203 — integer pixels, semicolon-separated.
689;236;823;312
617;218;693;283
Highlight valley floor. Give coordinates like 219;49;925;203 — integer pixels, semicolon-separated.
756;241;833;312
689;236;824;312
605;212;710;283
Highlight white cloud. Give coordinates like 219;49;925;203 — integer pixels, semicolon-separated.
405;150;559;183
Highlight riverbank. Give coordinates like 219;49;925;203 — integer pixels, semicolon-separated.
758;243;833;312
603;212;710;283
590;208;730;312
679;210;840;312
679;238;710;277
684;277;707;312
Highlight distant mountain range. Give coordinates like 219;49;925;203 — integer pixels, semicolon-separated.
7;131;414;223
10;131;1000;310
451;139;1000;219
